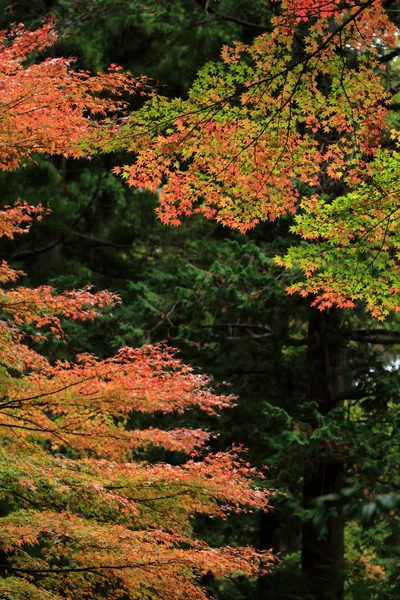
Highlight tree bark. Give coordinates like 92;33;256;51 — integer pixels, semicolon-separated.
257;508;281;599
301;309;345;600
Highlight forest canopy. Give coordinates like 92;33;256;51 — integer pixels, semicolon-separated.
0;1;399;600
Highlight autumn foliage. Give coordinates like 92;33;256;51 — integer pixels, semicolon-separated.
0;23;273;600
117;0;400;319
0;20;148;170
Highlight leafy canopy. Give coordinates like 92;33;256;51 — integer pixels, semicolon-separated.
0;22;273;600
116;0;400;318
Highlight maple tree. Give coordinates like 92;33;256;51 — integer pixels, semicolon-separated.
0;22;274;600
0;20;152;170
116;0;400;319
107;2;400;599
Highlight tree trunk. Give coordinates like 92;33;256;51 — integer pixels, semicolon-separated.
301;309;345;600
257;508;280;599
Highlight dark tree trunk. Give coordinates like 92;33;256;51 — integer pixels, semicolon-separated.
257;508;280;599
301;309;345;600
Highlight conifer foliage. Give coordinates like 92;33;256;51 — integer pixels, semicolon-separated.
0;23;272;600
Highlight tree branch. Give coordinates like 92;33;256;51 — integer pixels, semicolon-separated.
0;559;195;575
198;323;307;345
343;328;400;344
379;47;400;62
205;5;271;32
67;230;132;249
9;171;105;262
